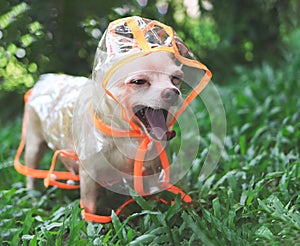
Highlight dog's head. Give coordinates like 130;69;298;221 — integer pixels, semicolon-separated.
91;17;211;144
106;52;183;141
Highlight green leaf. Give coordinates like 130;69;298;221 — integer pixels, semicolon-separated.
22;210;33;235
111;210;124;241
126;228;133;242
256;225;274;240
129;234;155;246
20;34;34;47
22;234;35;240
44;222;63;231
182;211;214;245
29;235;37;246
0;2;29;29
68;221;85;246
129;189;161;226
86;222;95;237
212;197;221;218
239;135;246;155
165;198;182;223
129;189;152;210
41;226;54;246
103;228;112;244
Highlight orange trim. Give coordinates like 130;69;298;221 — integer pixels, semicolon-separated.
155;141;170;185
126;18;151;51
133;137;150;195
166;185;192;203
93;112;146;138
80;189;190;223
44;150;80;189
24;89;33;104
169;70;212;127
14;89;81;189
46;179;80;189
80;199;136;223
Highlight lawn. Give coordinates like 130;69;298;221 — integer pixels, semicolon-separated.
0;57;299;245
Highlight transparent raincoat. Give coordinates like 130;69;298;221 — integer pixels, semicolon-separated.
15;16;213;222
72;16;212;195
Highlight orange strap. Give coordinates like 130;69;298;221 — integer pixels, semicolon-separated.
44;150;80;189
80;185;191;223
126;17;151;51
93;111;147;138
133;137;150;195
14;90;81;189
80;199;136;223
15;143;80;189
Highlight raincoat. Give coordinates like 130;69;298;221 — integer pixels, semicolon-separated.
14;16;212;223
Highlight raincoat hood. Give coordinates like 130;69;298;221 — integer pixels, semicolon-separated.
92;16;211;133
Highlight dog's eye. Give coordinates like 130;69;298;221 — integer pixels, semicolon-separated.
171;76;183;87
130;79;148;85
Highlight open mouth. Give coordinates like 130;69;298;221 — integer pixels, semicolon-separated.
133;105;176;141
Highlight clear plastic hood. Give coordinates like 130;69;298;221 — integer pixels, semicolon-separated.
91;16;211;130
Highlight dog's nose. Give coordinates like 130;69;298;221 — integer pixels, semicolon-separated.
161;88;180;106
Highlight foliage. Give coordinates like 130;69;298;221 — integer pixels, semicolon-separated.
1;0;299;93
0;2;40;93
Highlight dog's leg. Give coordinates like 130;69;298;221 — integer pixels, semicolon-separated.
25;106;48;189
80;167;99;214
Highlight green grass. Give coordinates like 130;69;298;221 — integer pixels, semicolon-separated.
1;56;300;245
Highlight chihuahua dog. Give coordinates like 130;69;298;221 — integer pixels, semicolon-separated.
24;52;183;214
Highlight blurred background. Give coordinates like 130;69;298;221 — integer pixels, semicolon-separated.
0;0;299;121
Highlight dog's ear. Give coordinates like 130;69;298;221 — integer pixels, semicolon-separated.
175;39;189;56
170;54;183;67
174;36;197;61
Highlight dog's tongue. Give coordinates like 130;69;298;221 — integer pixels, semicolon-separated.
145;108;176;141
